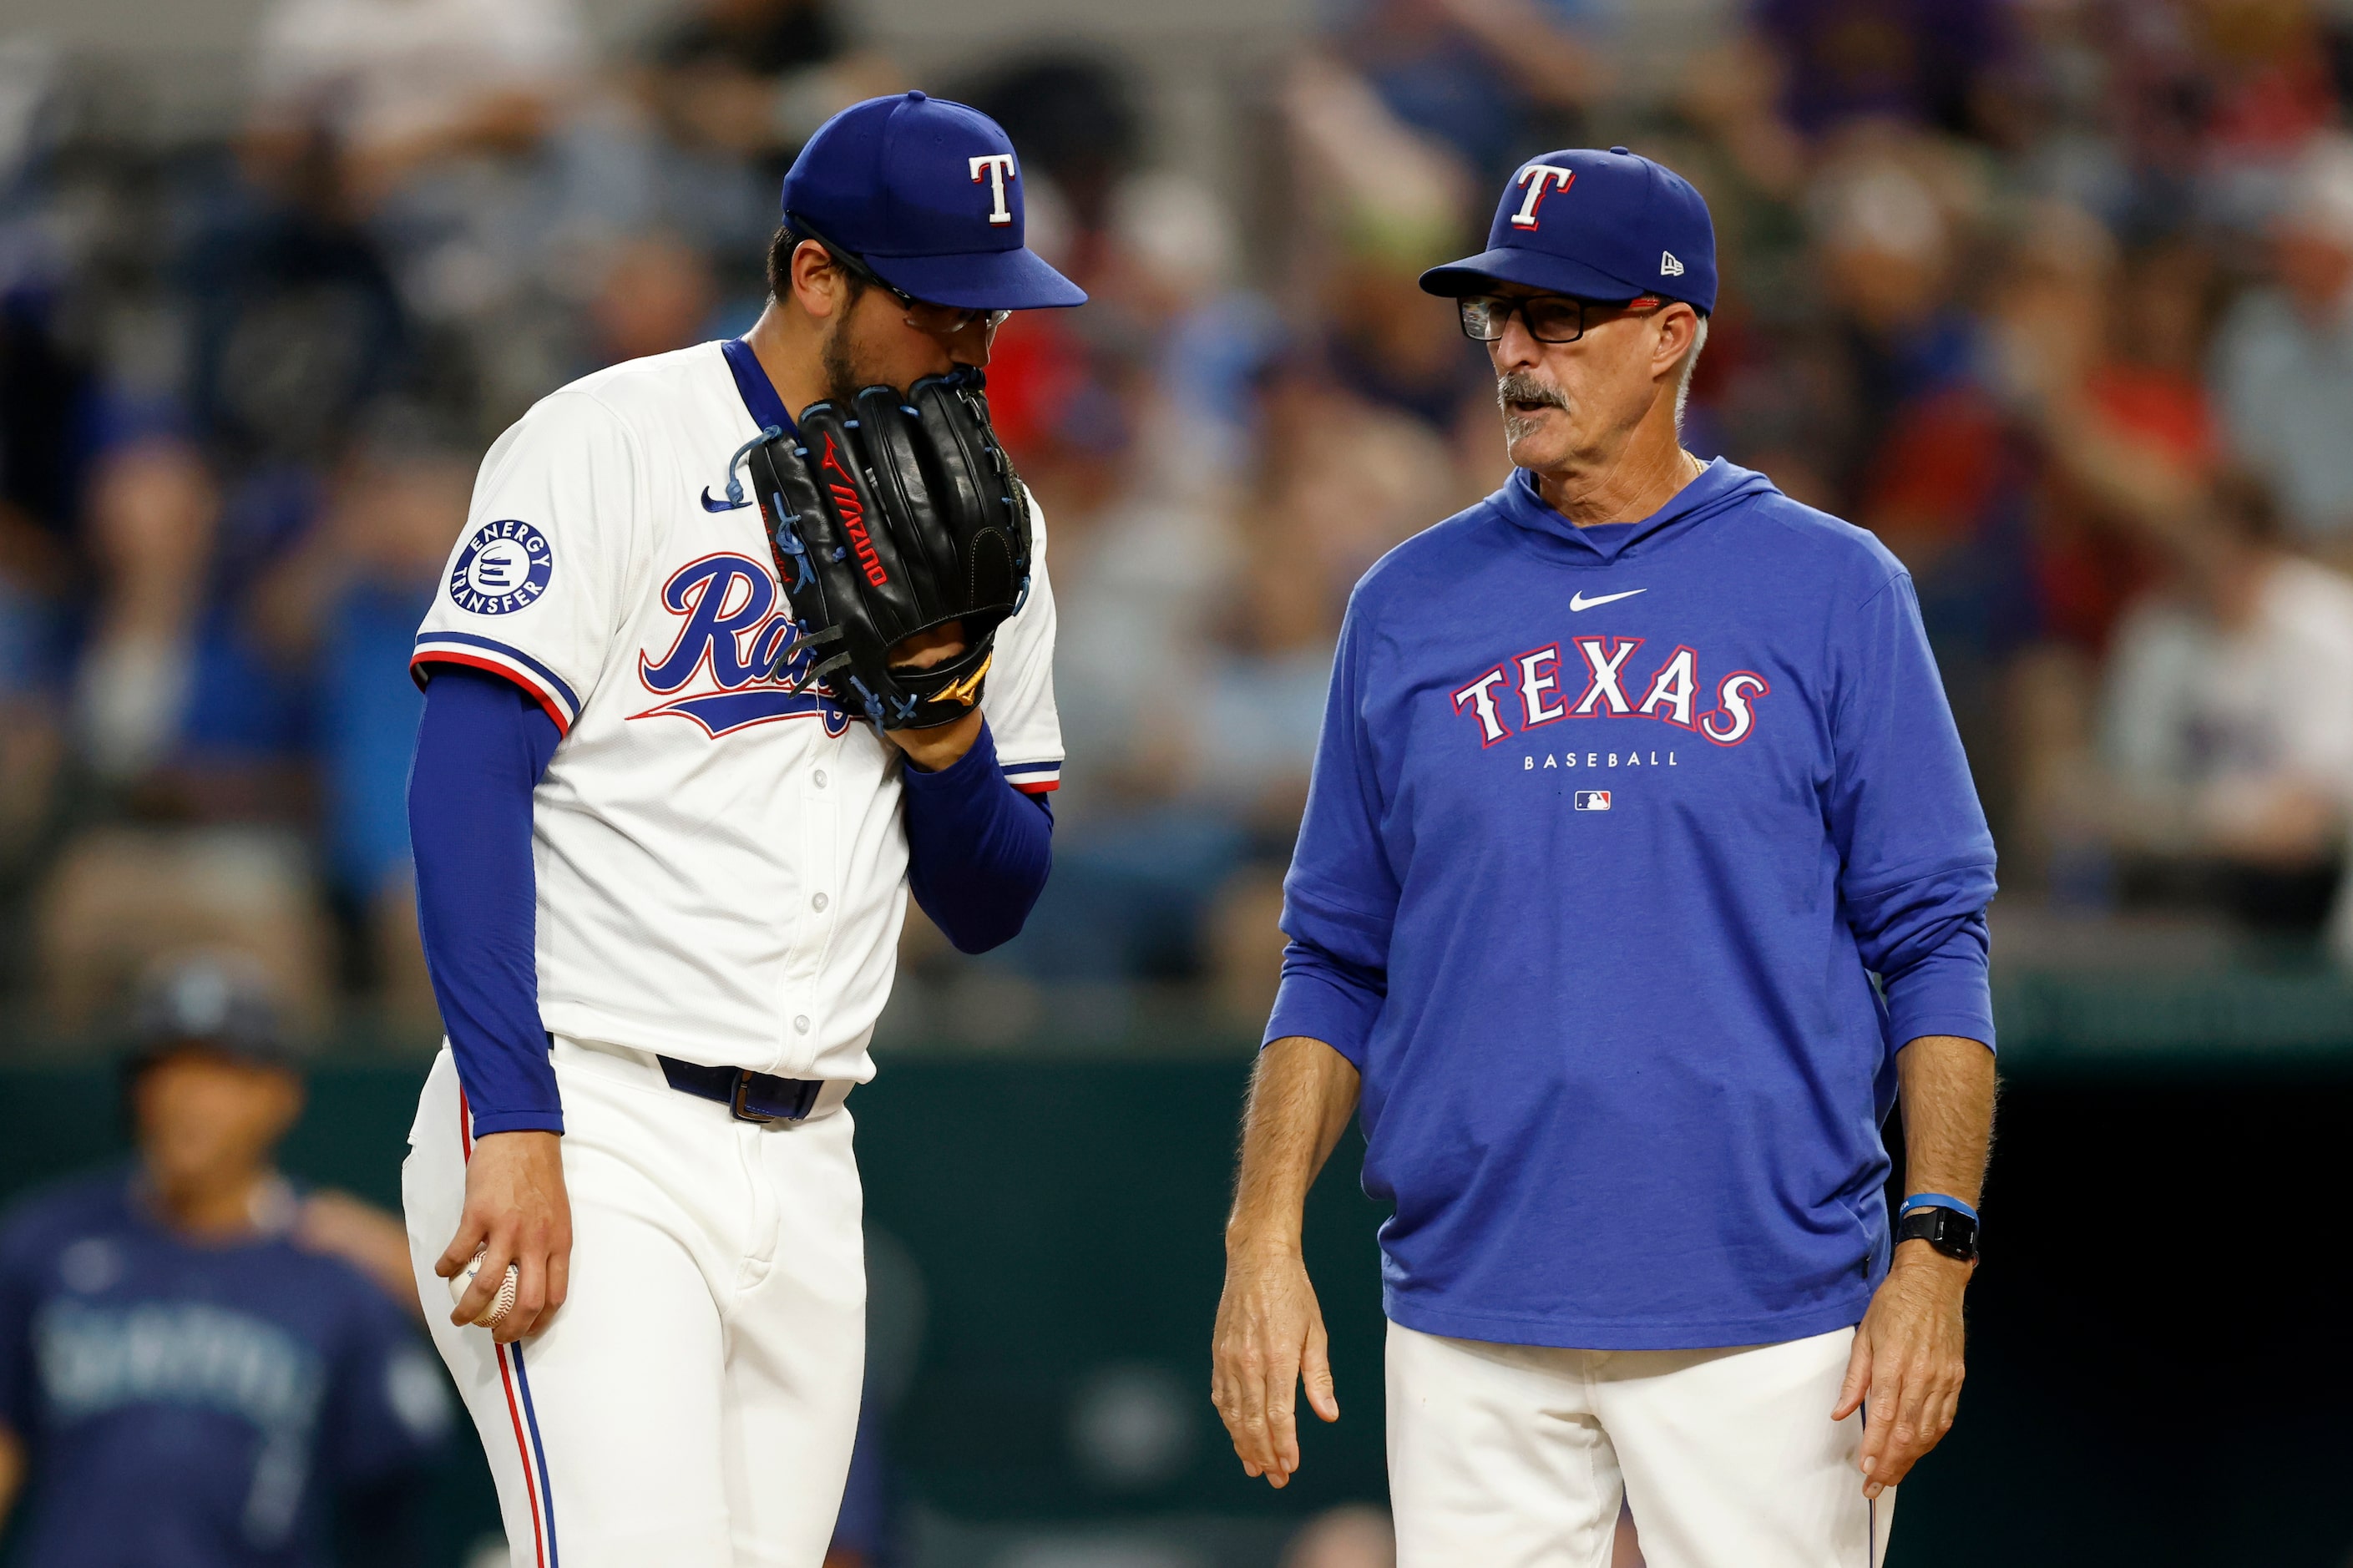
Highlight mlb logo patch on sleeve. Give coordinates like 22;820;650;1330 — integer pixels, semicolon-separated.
1573;791;1612;812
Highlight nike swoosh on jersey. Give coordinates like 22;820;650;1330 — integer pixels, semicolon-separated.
1569;588;1647;611
700;488;751;513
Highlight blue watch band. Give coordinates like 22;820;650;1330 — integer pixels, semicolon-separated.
1899;1192;1980;1224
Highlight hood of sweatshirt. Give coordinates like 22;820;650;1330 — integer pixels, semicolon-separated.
1489;458;1781;565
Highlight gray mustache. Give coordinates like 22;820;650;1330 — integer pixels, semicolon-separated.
1496;373;1567;412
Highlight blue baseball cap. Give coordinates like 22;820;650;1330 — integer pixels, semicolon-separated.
780;91;1086;312
1420;146;1717;313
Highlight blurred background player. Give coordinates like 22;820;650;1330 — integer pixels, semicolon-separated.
0;955;450;1568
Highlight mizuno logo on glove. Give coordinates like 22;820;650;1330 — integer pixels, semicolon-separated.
817;433;889;588
929;655;992;710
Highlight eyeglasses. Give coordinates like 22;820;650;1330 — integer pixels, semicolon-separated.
787;214;1012;339
1458;292;1663;345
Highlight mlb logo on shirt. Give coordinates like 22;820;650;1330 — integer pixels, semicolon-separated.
1574;791;1612;812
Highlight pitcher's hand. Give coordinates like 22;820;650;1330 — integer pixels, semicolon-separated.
436;1130;571;1343
883;621;983;771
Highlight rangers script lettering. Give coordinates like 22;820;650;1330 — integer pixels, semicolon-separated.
639;554;798;693
632;554;853;738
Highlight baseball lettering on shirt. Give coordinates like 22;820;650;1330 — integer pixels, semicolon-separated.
969;154;1018;225
1456;641;1769;749
1510;164;1577;230
1525;751;1677;770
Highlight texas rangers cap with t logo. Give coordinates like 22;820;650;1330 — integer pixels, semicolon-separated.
780;90;1086;311
1419;146;1717;313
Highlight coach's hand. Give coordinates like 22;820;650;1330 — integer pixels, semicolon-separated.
1213;1036;1359;1489
1212;1243;1339;1489
438;1130;572;1344
1834;1242;1971;1499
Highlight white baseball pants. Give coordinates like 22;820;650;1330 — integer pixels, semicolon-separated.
402;1039;866;1568
1387;1320;1895;1568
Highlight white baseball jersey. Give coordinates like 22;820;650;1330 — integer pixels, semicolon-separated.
410;341;1063;1082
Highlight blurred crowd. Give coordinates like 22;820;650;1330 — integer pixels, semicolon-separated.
6;0;2353;1050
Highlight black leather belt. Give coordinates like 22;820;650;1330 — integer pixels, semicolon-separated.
656;1056;822;1124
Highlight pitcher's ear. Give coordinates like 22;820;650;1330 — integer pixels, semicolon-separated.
787;240;854;321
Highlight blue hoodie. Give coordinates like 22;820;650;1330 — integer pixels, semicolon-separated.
1266;459;1996;1352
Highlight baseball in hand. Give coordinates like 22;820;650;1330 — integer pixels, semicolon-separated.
448;1246;520;1328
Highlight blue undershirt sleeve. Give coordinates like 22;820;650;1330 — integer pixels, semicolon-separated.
901;721;1054;954
409;664;564;1135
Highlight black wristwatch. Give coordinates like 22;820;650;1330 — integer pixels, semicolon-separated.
1895;1204;1980;1265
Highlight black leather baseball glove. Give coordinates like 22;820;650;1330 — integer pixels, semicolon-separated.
745;369;1032;731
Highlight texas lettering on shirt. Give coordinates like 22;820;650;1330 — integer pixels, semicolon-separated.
1450;636;1769;749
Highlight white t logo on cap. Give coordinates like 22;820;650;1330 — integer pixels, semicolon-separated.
969;154;1017;226
1510;164;1577;230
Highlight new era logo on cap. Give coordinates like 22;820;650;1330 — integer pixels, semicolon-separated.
1661;251;1684;276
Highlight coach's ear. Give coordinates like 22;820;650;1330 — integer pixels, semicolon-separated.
1650;301;1702;383
788;239;854;322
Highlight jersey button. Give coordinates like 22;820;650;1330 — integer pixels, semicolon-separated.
793;1014;812;1034
812;893;828;912
813;770;828;788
